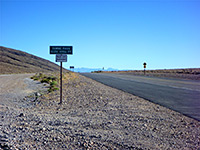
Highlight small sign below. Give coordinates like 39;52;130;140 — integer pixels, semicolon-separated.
50;46;73;54
56;54;67;62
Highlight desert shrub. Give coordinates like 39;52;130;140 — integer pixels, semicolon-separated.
41;78;51;84
33;77;39;81
193;71;200;75
48;87;59;92
54;87;59;90
48;89;53;92
31;73;60;93
31;75;39;81
38;73;44;79
50;81;58;86
51;77;57;81
31;73;46;81
92;70;102;73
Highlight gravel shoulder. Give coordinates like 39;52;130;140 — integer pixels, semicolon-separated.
0;73;199;149
0;74;48;108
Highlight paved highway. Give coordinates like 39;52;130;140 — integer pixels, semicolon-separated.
81;73;200;121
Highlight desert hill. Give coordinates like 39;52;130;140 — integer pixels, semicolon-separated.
0;46;66;74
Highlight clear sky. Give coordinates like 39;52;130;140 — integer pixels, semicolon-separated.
1;0;200;70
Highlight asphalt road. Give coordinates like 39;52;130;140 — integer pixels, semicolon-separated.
81;73;200;121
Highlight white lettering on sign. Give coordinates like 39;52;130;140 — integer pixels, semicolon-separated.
56;54;67;62
52;47;70;50
50;46;73;54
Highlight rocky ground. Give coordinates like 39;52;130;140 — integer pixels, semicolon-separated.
0;73;200;150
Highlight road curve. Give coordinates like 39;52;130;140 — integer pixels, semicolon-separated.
81;73;200;121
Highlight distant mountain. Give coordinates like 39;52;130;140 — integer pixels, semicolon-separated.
74;67;118;73
0;46;68;74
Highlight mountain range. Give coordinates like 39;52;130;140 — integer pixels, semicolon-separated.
73;67;118;73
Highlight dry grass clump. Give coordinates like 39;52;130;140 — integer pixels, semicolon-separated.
63;72;80;84
30;72;80;97
31;73;59;92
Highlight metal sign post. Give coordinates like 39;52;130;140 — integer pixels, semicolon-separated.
143;62;147;75
50;46;73;104
70;66;74;72
60;62;63;104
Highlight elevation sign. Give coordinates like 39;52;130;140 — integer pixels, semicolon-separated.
49;45;73;105
50;46;73;54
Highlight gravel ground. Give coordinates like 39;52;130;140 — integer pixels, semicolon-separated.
0;73;200;150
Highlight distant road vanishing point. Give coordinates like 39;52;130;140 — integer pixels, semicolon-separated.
81;73;200;121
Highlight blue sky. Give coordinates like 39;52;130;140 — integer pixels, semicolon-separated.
1;0;200;70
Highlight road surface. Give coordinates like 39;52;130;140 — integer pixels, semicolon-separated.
81;73;200;121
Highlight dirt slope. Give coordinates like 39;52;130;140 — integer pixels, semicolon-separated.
0;46;67;74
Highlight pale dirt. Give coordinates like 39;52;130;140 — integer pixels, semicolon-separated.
0;74;47;108
0;73;200;150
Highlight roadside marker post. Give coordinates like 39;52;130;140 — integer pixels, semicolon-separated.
50;46;73;104
143;62;147;75
70;66;75;72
